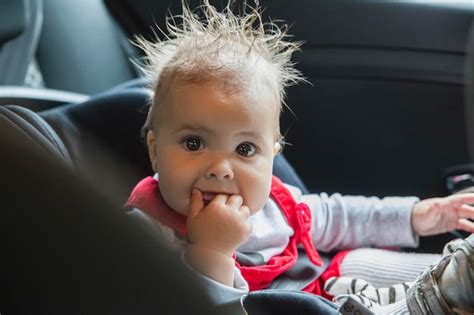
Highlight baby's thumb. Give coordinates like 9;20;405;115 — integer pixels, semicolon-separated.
188;189;204;218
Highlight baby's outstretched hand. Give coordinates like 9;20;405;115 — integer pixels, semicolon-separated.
186;189;252;257
412;194;474;236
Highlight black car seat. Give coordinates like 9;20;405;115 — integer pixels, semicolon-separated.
0;85;337;314
3;88;150;204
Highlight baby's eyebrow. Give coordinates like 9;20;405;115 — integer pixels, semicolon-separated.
173;123;266;142
236;130;265;142
173;123;212;134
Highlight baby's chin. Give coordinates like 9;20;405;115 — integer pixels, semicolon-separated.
165;198;189;216
175;205;189;216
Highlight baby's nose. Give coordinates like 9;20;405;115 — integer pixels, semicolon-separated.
205;158;234;180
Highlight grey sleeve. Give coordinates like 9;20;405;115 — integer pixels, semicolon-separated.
285;185;420;252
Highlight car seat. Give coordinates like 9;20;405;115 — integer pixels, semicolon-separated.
0;84;337;314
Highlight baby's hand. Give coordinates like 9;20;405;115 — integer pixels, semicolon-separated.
412;194;474;236
186;189;252;257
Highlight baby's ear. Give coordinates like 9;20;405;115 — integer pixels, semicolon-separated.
146;130;158;172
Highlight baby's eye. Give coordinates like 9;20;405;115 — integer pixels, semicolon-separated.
183;137;203;151
236;142;256;157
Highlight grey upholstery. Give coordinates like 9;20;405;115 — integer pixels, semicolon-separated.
0;0;26;44
36;0;138;94
0;0;43;86
0;0;139;94
1;104;72;165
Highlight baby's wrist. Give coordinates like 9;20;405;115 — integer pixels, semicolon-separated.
184;244;236;286
186;243;235;260
410;202;420;234
188;240;236;257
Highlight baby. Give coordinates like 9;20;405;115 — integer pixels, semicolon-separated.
127;1;474;314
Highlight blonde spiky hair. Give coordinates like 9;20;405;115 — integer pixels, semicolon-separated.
135;0;304;133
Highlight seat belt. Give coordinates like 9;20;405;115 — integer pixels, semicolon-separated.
0;0;43;86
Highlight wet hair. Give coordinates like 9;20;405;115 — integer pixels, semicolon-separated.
135;0;304;143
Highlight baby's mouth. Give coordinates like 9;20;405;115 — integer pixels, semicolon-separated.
202;192;216;206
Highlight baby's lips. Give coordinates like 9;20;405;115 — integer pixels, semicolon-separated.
202;192;217;200
201;191;234;206
202;192;217;205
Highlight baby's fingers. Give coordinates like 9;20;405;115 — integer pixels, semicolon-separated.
239;205;252;236
239;205;250;219
449;193;474;207
189;189;204;219
458;204;474;219
457;218;474;233
226;195;243;209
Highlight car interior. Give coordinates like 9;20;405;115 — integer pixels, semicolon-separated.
1;0;473;313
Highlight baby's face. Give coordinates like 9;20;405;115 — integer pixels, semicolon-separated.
147;82;279;216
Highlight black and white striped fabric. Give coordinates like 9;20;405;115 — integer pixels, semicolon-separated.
324;239;470;314
324;276;412;307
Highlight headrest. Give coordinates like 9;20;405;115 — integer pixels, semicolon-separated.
40;88;152;204
0;0;27;44
0;105;73;167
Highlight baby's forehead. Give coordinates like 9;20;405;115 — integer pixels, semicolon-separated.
169;79;280;114
153;80;280;134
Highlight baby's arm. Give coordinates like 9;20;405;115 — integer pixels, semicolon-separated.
130;207;249;304
184;244;236;286
185;190;252;286
410;194;474;236
285;184;419;251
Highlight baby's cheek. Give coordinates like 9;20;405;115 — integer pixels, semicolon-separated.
245;190;269;215
180;199;191;216
158;179;188;215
